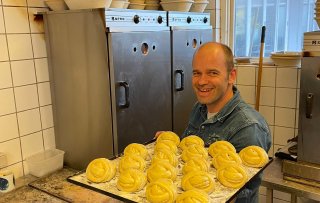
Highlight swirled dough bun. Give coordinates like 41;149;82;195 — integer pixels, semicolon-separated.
116;168;147;192
152;147;178;167
208;140;236;157
155;140;178;154
182;157;209;175
118;154;146;173
239;145;269;167
156;131;180;146
123;143;149;160
86;158;116;183
147;161;177;182
217;164;248;189
179;135;204;151
181;144;208;162
176;189;209;203
146;178;177;203
181;171;215;194
212;151;242;170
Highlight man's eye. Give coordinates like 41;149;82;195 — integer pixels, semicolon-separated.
208;71;218;76
193;72;200;76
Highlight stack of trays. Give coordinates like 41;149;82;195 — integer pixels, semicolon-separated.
189;0;208;13
128;0;146;9
160;0;194;12
110;0;128;8
270;51;302;67
145;0;160;10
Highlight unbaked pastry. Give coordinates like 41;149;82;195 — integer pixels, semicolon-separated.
208;140;236;157
239;145;269;167
147;161;177;182
116;168;147;192
216;164;248;189
179;135;204;151
212;151;242;169
156;131;180;146
86;158;116;183
182;157;209;175
181;171;215;194
118;154;146;173
152;147;178;167
181;144;208;162
123;143;149;160
146;178;177;203
154;140;178;154
176;189;209;203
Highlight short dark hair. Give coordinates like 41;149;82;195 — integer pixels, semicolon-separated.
219;43;234;73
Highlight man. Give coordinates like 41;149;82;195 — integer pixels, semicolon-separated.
183;42;271;202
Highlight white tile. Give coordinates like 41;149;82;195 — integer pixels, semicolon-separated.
274;190;291;201
7;34;33;60
0;138;22;165
43;127;55;150
35;58;49;82
261;67;276;87
274;126;295;145
275;88;297;108
40;105;53;128
28;8;48;33
0;162;24;179
276;68;298;88
17;108;41;136
236;65;256;85
275;107;296;128
2;0;27;6
260;87;275;106
38;82;51;106
21;131;43;159
0;35;9;61
0;8;5;34
215;9;220;29
0;113;19;142
0;88;16;116
259;106;274;125
214;28;220;42
11;59;36;86
296;88;300;109
3;7;29;34
31;33;47;58
0;61;12;88
27;0;47;7
14;84;39;112
237;85;255;104
259;194;267;203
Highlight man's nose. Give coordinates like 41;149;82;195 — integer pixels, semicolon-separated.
198;74;209;85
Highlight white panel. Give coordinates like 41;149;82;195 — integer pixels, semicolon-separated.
260;87;275;106
275;88;297;108
40;105;53;128
11;59;36;86
261;66;276;87
0;113;19;142
35;58;49;82
0;138;22;165
38;82;52;106
21;131;44;159
7;34;33;60
31;33;47;58
259;106;274;125
0;88;16;116
14;84;39;111
276;68;298;88
274;126;295;145
237;85;256;104
3;7;30;33
275;107;296;128
43;127;56;150
0;61;12;88
17;108;41;136
236;65;256;85
0;35;9;61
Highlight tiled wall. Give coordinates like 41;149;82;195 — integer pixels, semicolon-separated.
206;0;220;41
0;0;54;179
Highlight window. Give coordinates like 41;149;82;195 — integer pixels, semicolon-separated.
233;0;318;57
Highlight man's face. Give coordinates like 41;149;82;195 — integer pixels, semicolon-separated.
192;47;235;111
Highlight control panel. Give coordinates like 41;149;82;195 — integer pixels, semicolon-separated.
167;11;211;27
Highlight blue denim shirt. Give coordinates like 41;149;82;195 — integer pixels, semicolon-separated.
182;86;271;203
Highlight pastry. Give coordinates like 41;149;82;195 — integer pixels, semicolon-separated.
86;158;116;183
217;164;248;189
181;171;215;194
212;151;242;169
152;147;178;167
181;144;208;162
147;161;177;182
155;140;178;154
118;154;146;173
208;140;236;157
116;168;147;192
176;189;209;203
239;145;269;167
146;178;177;203
182;157;209;175
156;131;180;146
179;135;204;150
123;143;149;160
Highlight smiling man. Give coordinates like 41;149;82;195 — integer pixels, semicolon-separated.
182;42;271;203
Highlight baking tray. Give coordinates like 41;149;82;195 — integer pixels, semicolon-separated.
67;140;273;202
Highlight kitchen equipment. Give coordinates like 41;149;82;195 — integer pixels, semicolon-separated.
168;11;213;136
0;170;15;193
43;9;171;169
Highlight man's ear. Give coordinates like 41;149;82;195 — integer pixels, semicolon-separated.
228;68;236;84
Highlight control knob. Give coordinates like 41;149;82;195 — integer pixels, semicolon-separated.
157;16;163;24
203;17;208;23
133;15;140;24
187;16;192;24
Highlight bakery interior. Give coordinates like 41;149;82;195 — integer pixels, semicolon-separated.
0;0;320;202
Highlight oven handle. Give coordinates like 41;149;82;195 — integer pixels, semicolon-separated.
306;93;314;119
118;81;130;108
175;69;184;91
